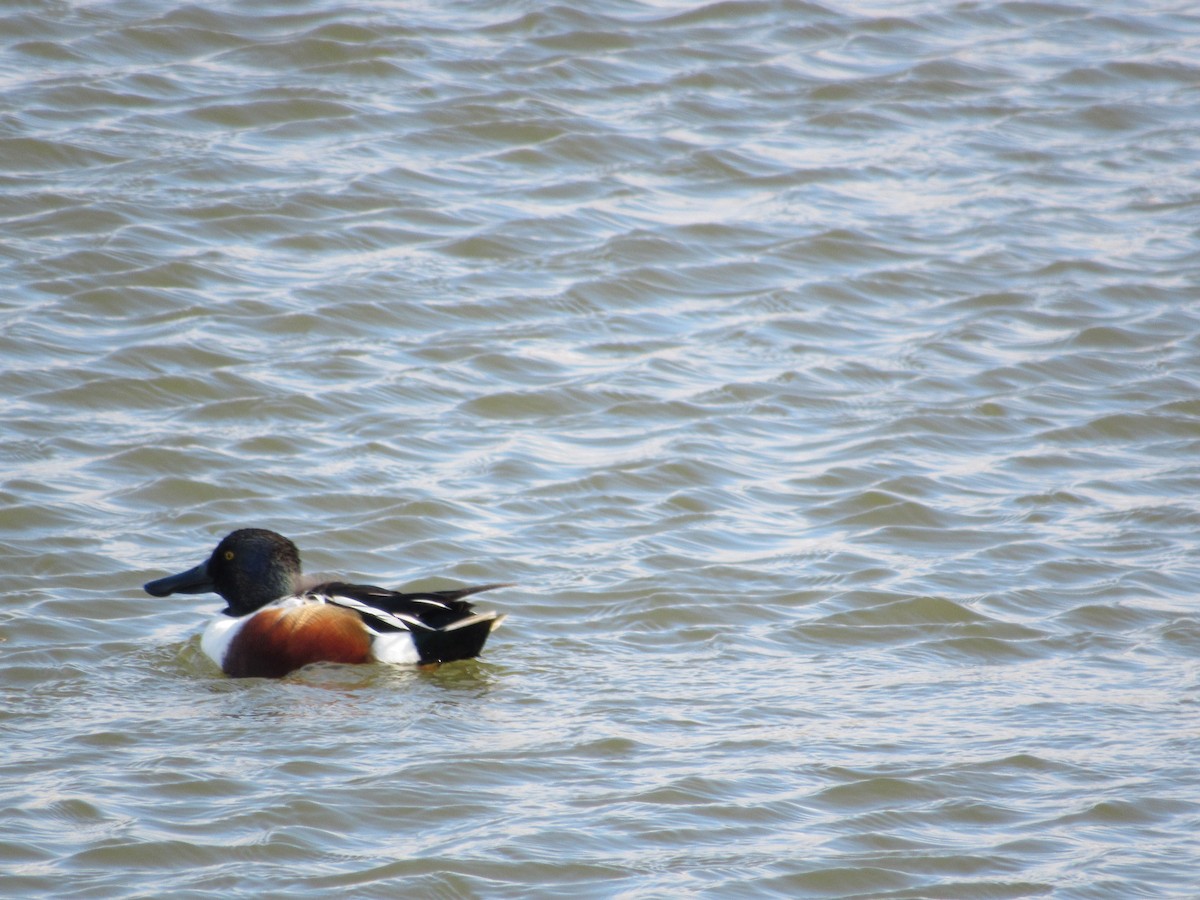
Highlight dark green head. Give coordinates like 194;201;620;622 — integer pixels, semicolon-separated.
144;528;302;616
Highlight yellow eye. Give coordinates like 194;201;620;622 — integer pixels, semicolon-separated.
224;550;235;561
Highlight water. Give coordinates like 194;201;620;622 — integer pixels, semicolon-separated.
2;0;1199;896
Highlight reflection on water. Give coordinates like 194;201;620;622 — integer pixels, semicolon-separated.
2;0;1200;896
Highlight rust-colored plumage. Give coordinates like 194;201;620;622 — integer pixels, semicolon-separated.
221;603;372;678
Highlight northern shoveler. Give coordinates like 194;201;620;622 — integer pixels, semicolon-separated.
144;528;507;678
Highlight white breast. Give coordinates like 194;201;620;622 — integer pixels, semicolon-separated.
200;614;244;670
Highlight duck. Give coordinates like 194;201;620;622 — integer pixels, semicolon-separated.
144;528;507;678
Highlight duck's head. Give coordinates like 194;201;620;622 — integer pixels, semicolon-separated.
144;528;302;616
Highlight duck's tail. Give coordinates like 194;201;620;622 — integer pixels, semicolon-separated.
411;612;507;664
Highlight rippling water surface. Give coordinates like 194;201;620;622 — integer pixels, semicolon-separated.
3;1;1200;896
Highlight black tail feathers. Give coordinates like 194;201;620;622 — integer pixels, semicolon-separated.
411;612;506;664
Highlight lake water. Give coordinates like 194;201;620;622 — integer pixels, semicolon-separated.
2;1;1199;896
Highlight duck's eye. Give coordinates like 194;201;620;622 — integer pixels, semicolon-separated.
224;550;235;561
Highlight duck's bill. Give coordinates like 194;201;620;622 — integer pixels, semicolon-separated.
144;561;214;597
